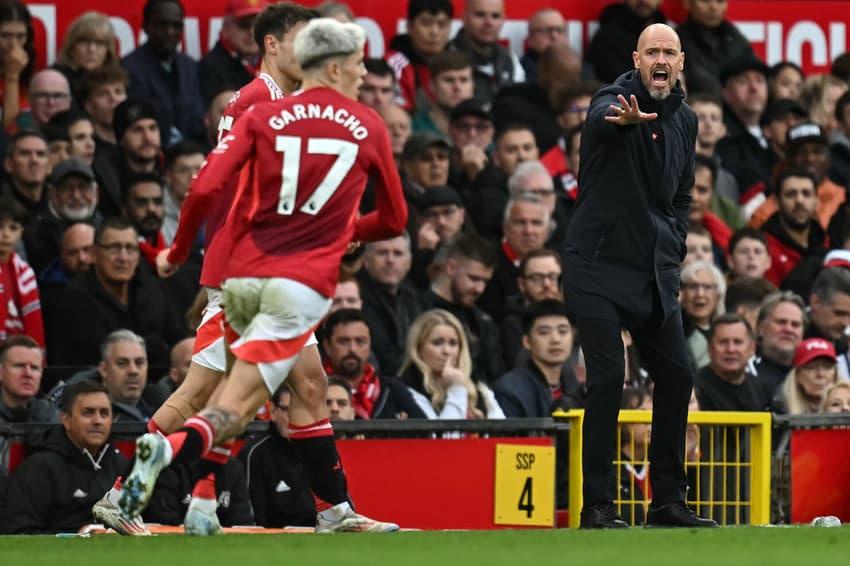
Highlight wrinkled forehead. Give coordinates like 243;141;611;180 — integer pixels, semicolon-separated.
637;26;681;53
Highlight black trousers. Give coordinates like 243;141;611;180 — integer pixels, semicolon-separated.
572;292;693;507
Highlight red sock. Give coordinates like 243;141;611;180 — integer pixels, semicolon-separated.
167;416;216;465
192;473;217;500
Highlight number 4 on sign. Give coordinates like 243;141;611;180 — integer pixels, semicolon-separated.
275;135;359;216
518;477;534;518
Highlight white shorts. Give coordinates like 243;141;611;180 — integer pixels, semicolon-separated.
221;277;329;393
191;288;227;373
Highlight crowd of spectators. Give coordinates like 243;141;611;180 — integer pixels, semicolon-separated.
1;0;850;532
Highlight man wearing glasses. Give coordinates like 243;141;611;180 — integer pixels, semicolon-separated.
521;8;567;83
43;217;179;367
26;69;71;130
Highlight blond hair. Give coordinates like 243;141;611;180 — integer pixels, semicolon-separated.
58;11;118;69
780;364;839;415
400;309;486;418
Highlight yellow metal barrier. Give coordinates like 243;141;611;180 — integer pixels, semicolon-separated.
554;409;772;528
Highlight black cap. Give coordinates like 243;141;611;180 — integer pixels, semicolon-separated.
48;157;95;186
719;54;769;87
760;98;807;127
422;185;463;209
113;98;159;141
786;122;828;151
402;132;450;161
450;98;492;123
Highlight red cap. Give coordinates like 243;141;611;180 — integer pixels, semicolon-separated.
226;0;267;19
792;338;837;368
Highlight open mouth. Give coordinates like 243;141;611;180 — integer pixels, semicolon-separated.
651;69;669;85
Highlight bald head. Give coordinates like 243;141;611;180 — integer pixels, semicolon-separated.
29;70;72;126
61;223;95;274
633;24;684;100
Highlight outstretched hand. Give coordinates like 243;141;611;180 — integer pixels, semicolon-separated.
604;94;658;125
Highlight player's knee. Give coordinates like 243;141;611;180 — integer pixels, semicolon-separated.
288;368;327;404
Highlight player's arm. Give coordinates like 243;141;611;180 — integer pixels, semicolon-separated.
164;111;257;270
353;127;408;242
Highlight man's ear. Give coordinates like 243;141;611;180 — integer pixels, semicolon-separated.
522;334;531;351
632;50;640;70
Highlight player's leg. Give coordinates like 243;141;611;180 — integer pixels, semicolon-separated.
120;277;317;519
287;344;398;532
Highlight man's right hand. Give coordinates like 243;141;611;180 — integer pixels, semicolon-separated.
604;94;658;125
417;220;440;250
460;145;488;179
156;248;178;278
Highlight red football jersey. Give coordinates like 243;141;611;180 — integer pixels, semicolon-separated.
194;73;284;287
171;86;407;297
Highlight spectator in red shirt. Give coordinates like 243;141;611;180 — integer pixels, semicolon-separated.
0;195;43;348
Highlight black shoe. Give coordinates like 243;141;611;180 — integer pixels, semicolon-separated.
645;502;719;528
579;502;629;529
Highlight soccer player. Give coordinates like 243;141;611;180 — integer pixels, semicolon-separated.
93;3;324;536
119;17;407;533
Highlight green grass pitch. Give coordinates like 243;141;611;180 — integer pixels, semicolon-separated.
2;528;848;566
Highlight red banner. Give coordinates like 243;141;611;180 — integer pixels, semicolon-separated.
790;428;850;523
23;1;850;75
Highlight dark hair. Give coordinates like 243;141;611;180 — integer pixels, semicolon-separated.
519;248;562;276
5;129;47;158
0;195;28;225
708;312;754;342
143;0;184;25
687;223;710;237
408;0;453;21
768;61;804;82
78;64;129;103
0;334;41;362
521;299;570;335
0;1;36;86
327;376;353;399
48;109;91;131
429;50;472;77
323;308;370;340
164;139;206;171
253;2;318;54
725;277;778;313
728;227;768;256
831;53;850;82
61;380;110;415
364;57;394;79
774;168;818;197
694;154;718;188
811;266;850;302
123;172;165;203
95;216;136;244
445;233;499;268
687;92;723;108
495;123;534;145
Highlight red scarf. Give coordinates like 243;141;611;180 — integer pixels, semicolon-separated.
501;240;521;267
138;232;167;270
323;361;381;419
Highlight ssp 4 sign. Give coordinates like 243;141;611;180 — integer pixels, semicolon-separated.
493;444;555;527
